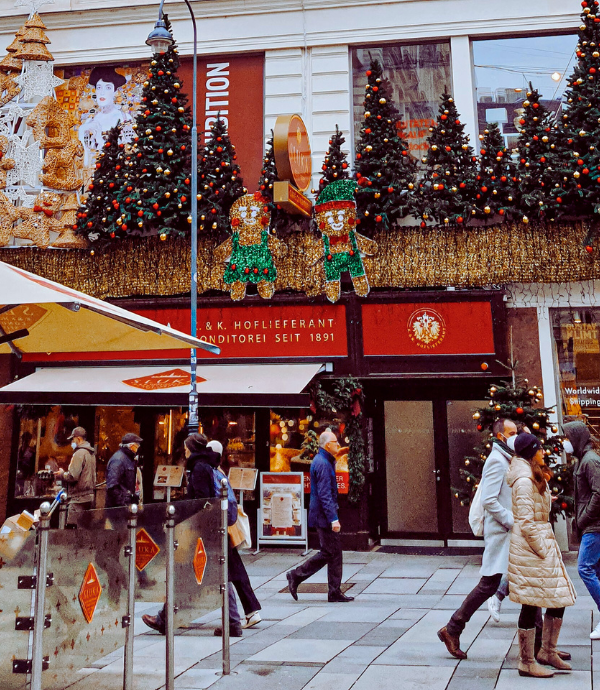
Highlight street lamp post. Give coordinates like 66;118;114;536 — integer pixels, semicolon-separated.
147;0;200;433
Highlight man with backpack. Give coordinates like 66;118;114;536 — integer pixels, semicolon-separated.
437;418;517;659
142;433;244;637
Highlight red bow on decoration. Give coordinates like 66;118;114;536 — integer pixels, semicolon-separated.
34;205;53;217
329;234;349;246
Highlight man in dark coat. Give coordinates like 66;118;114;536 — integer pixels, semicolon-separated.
286;430;353;603
105;432;142;508
564;421;600;639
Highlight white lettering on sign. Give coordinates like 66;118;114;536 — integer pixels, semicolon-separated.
204;63;230;141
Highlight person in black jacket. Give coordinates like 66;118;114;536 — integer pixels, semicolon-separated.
564;421;600;640
142;433;244;636
105;433;142;508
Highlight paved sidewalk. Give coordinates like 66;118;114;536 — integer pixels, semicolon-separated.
68;549;595;690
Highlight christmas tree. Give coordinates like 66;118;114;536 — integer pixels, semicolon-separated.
113;17;193;239
76;125;124;244
415;92;477;226
550;1;600;242
299;429;318;461
197;115;245;239
514;83;560;223
319;125;350;191
258;131;278;200
453;377;573;522
473;123;517;220
354;59;416;235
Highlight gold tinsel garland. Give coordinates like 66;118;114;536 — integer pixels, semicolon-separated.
1;221;599;300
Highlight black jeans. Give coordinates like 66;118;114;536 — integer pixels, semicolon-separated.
447;573;503;637
229;546;261;616
292;527;342;597
519;604;564;629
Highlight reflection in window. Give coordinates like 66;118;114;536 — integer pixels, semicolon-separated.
552;308;600;432
473;35;577;149
352;43;451;157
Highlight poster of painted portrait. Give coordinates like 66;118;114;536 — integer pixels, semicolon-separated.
54;63;148;184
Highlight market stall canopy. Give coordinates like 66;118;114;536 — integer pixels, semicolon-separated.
0;363;324;407
0;261;219;355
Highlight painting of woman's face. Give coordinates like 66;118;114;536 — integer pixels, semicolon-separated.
95;79;116;106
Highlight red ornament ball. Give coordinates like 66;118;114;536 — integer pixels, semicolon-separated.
516;407;524;414
586;245;594;253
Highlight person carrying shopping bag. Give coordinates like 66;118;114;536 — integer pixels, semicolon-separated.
507;433;576;678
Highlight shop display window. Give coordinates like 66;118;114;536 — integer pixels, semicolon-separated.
553;308;600;430
352;42;451;156
14;405;82;498
473;35;577;149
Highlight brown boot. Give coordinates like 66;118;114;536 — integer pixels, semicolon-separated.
518;628;554;678
536;615;572;671
437;626;467;660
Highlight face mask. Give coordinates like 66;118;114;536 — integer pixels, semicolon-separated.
506;435;517;452
71;441;77;450
563;439;574;455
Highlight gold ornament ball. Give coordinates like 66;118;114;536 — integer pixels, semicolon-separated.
160;233;167;241
532;422;540;430
379;98;386;104
473;411;481;420
551;425;558;433
484;206;491;214
494;404;501;411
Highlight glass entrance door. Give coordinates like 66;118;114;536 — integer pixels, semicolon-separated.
384;400;438;534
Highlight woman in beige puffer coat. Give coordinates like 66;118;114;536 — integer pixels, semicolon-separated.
507;433;576;678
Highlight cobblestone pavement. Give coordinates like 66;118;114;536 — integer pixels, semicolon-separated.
67;550;595;690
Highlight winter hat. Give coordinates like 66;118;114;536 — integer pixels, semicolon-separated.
185;432;208;454
514;432;542;460
68;426;87;440
121;432;142;445
207;440;223;457
315;179;357;214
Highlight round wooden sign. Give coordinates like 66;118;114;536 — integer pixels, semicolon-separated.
273;114;312;192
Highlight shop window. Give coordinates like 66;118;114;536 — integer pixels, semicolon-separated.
14;405;82;499
473;35;577;149
553;309;600;429
352;42;451;157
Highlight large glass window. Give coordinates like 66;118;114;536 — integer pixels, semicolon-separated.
553;309;600;431
473;35;577;149
352;42;452;157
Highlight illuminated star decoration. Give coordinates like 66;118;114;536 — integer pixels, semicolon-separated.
6;135;41;187
13;0;56;14
15;63;64;102
4;186;35;207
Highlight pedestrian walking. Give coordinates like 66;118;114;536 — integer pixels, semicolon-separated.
54;426;96;526
286;430;353;603
208;440;262;631
142;433;244;636
438;418;517;659
563;421;600;639
507;433;576;678
105;432;143;508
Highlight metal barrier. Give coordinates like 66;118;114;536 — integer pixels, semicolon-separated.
0;486;228;690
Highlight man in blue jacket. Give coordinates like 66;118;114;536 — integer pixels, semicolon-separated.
286;430;353;603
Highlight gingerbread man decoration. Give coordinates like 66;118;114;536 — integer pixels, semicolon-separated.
215;192;286;301
0;191;20;246
313;179;377;303
0;135;15;190
40;140;84;191
15;190;63;248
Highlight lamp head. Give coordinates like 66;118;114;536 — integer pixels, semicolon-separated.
146;19;174;55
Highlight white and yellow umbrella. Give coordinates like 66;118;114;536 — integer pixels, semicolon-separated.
0;261;219;355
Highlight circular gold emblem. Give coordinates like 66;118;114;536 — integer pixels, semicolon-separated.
408;308;446;349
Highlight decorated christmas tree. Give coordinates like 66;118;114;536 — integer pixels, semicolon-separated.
415;92;477;226
299;429;318;461
76;125;123;244
258;131;278;200
113;17;193;239
453;376;573;522
354;59;416;235
197;115;245;239
319;125;350;191
514;83;560;223
473;122;517;220
550;1;600;243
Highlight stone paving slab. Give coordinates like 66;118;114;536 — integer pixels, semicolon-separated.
352;664;455;690
496;669;590;690
248;638;354;664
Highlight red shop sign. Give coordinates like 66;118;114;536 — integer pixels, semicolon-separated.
362;301;495;356
136;303;348;359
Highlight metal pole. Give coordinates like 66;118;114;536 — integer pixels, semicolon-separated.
123;504;138;690
165;503;176;690
57;490;68;530
31;501;51;690
220;478;230;675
